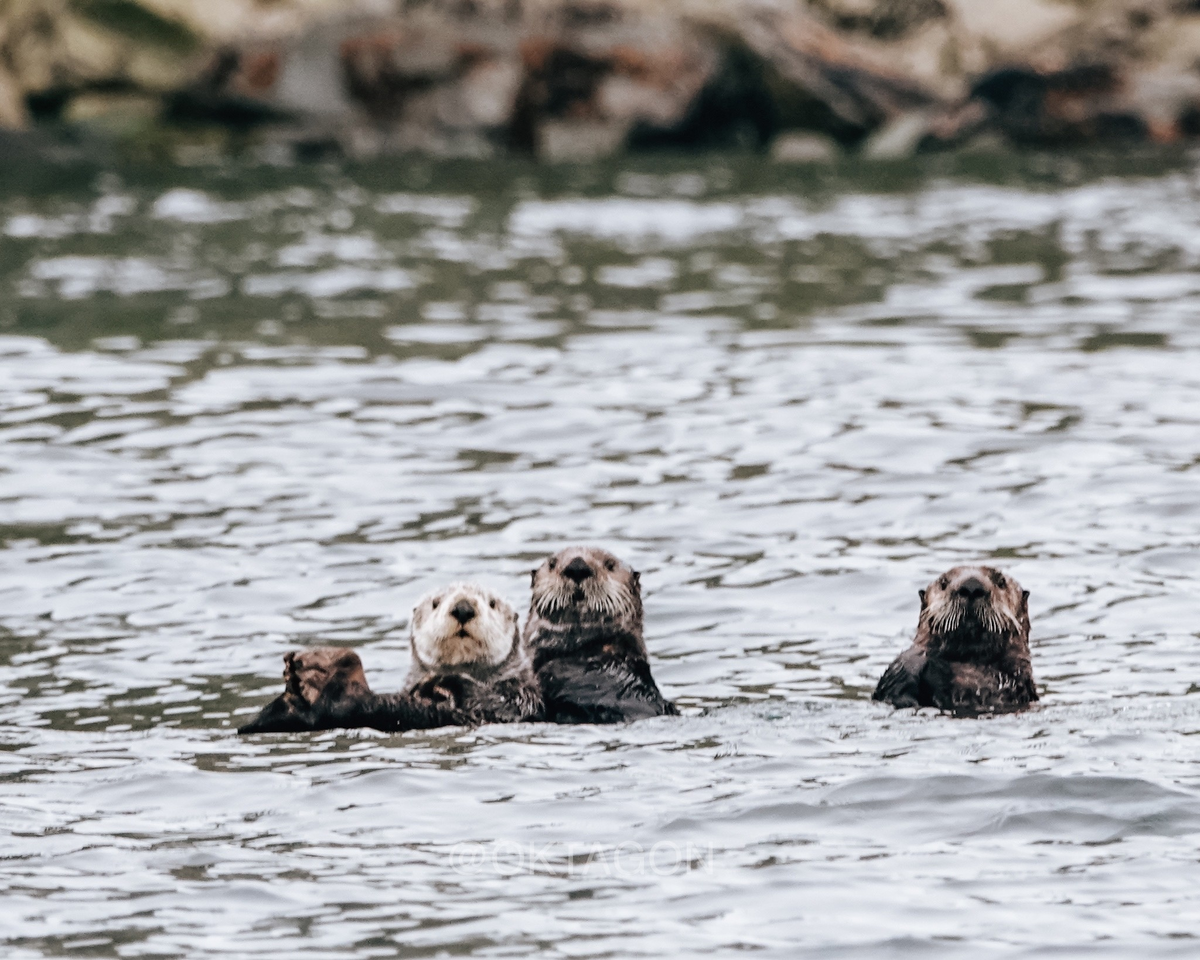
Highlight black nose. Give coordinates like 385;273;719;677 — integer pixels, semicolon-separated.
451;600;476;624
957;576;987;600
562;557;593;584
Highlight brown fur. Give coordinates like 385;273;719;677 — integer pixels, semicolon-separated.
525;546;675;723
284;648;370;706
239;586;542;735
873;565;1037;715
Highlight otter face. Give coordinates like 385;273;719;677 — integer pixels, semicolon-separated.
411;582;518;670
919;565;1030;652
530;546;641;625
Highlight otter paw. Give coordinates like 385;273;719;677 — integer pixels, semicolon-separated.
283;647;367;706
414;673;478;707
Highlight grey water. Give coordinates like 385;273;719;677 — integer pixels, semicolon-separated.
3;153;1200;958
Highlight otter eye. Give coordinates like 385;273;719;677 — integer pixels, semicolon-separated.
938;577;949;590
548;558;556;570
489;599;497;609
604;559;616;571
995;574;1007;589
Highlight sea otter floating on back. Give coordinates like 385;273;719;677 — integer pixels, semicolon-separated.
526;546;677;723
238;582;542;734
872;565;1037;716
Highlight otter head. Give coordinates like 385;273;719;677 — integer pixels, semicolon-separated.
529;546;643;631
410;582;519;673
918;565;1030;661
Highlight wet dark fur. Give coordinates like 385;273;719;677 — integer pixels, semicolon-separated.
239;595;542;735
525;546;677;724
872;565;1037;716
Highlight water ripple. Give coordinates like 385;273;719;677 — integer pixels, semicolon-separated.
2;158;1200;956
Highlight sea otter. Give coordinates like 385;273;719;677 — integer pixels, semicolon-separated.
525;546;677;724
238;583;542;734
872;565;1037;715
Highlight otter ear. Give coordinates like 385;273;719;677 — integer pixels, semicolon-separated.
1020;589;1030;611
918;588;927;608
530;569;537;587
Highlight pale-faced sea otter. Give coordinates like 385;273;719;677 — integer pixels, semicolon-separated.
525;546;677;724
872;565;1037;715
238;583;542;734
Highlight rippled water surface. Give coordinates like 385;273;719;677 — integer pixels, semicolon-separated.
4;155;1200;957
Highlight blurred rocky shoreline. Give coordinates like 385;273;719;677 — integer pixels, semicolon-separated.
5;0;1200;163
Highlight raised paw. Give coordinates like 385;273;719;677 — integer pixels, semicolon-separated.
284;647;369;706
239;647;371;734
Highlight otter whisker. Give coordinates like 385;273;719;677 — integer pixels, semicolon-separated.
874;564;1037;715
525;546;673;723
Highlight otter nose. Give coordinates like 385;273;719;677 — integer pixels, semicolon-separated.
562;557;594;584
450;599;476;624
957;576;987;600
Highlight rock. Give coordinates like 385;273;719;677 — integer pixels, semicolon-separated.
136;0;351;45
5;0;1200;158
919;98;988;148
970;63;1146;145
861;108;932;156
626;47;776;150
386;50;525;156
0;65;28;129
1;0;204;106
810;0;949;40
943;0;1083;72
339;24;462;122
1122;19;1200;137
451;55;524;128
275;23;360;118
512;19;739;156
73;0;200;55
538;117;627;159
57;14;130;85
769;130;839;161
861;98;989;155
3;2;60;95
868;16;962;101
165;46;296;127
955;128;1009;154
126;43;200;91
332;20;527;155
63;91;162;132
1126;68;1200;142
736;7;935;143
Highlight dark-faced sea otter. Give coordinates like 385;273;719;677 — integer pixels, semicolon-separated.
238;583;542;734
872;565;1037;715
525;546;677;724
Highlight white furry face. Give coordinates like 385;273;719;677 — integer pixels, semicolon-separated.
410;583;518;669
530;546;641;624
